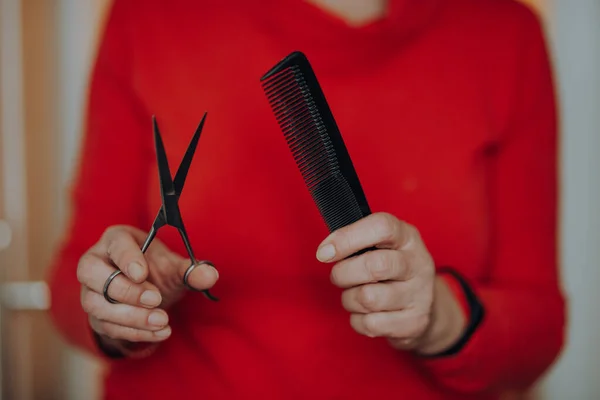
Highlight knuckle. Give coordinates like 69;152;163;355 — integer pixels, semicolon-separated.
106;232;124;255
102;225;121;242
374;213;398;242
404;223;421;243
365;252;389;282
333;229;352;252
358;285;379;312
76;253;94;284
389;252;404;278
330;264;343;285
363;313;383;336
156;253;173;271
104;228;134;259
81;291;97;314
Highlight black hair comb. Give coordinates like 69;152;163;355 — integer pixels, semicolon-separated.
260;51;372;235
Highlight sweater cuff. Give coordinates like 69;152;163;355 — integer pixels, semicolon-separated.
441;271;471;323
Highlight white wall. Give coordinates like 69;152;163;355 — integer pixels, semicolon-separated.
541;1;600;398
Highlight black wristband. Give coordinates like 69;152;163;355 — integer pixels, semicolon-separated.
421;267;485;358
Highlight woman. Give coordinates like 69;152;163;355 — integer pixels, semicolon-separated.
47;0;566;398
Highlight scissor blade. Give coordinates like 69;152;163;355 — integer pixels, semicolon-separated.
153;116;176;197
173;112;206;195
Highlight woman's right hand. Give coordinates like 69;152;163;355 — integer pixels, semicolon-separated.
76;225;219;348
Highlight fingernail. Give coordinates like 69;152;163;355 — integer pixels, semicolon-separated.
148;311;168;327
154;326;171;338
198;262;218;280
128;262;144;281
210;265;219;280
140;290;162;307
317;244;336;262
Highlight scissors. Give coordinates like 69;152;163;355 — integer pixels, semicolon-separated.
103;113;218;303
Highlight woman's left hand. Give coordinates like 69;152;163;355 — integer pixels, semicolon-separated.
316;212;466;355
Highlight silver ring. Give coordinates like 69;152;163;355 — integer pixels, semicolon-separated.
103;270;122;304
183;260;214;291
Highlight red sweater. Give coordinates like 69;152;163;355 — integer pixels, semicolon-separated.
47;0;566;399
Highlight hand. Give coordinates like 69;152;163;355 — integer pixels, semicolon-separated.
77;225;219;350
316;213;466;355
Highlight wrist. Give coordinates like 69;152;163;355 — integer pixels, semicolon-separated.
415;275;467;355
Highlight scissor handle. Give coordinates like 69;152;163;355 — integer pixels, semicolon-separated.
182;263;219;301
141;225;219;301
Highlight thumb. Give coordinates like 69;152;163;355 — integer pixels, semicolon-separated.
175;257;219;292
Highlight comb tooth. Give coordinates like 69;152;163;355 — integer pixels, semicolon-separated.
288;128;320;149
280;112;314;134
275;93;315;116
268;89;301;107
281;112;317;138
281;119;318;140
288;125;330;155
291;136;331;170
297;138;336;169
273;101;307;120
264;74;298;97
271;91;306;110
273;95;310;119
265;71;303;92
276;98;317;127
303;156;336;181
289;123;332;159
287;126;330;159
271;98;306;117
263;75;298;97
282;105;316;127
295;153;328;175
291;108;322;134
262;67;293;83
298;151;335;180
264;71;306;98
282;110;339;186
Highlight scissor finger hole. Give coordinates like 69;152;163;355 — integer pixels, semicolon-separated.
182;261;211;289
103;269;158;307
183;261;217;292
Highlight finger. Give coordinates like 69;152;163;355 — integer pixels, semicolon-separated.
176;259;219;291
317;213;418;262
97;226;150;283
341;281;412;313
330;250;409;288
77;253;162;308
349;310;430;340
90;317;172;343
82;288;169;331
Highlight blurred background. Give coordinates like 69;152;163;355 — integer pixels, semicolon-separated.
0;0;598;399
